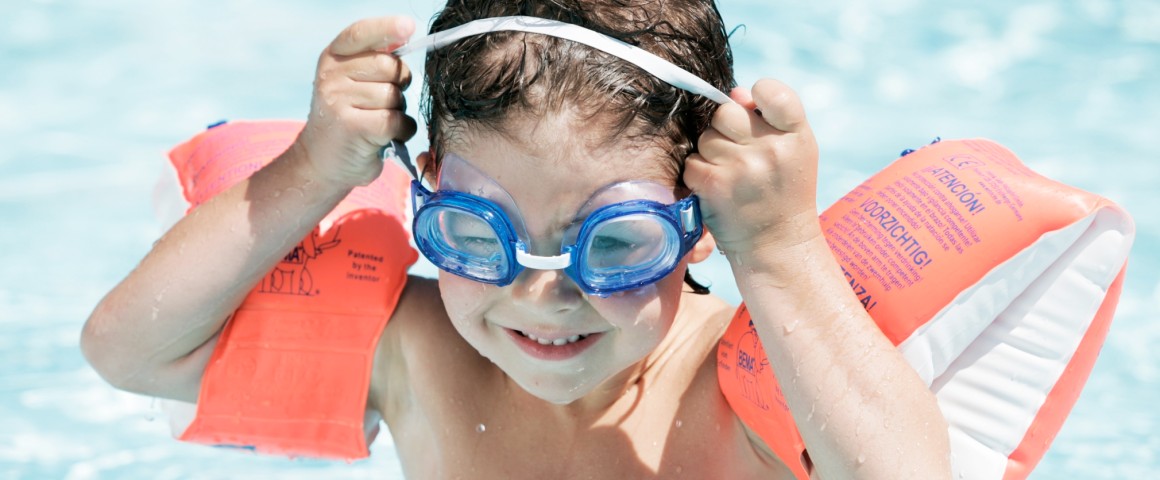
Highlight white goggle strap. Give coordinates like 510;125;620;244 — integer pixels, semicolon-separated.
381;140;423;185
393;16;734;106
383;16;734;182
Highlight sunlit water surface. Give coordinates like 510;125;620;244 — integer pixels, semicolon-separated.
2;0;1157;478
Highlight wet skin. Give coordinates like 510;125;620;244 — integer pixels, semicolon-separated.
368;115;796;478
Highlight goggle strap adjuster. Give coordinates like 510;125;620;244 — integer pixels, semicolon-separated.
680;203;697;234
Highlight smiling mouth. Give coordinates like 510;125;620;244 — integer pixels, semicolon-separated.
505;328;602;361
515;330;591;346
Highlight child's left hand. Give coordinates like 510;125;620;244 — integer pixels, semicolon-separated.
684;79;821;260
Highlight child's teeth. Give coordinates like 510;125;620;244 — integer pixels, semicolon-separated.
521;331;588;346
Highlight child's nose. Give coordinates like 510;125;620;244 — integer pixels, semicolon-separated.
509;268;585;313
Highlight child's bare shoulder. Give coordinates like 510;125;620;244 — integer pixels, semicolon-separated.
369;275;494;417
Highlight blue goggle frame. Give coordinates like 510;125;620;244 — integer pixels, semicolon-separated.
410;181;703;295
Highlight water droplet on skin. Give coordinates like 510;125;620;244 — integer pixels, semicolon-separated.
475;423;486;433
675;419;683;428
857;453;866;465
782;319;800;335
675;465;683;474
151;306;160;320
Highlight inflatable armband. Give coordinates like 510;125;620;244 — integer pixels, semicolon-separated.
163;120;417;459
717;138;1133;479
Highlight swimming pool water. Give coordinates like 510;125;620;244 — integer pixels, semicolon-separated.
2;0;1157;478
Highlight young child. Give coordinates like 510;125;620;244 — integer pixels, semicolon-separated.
82;0;951;477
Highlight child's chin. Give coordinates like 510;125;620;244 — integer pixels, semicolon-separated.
542;394;582;406
515;375;599;405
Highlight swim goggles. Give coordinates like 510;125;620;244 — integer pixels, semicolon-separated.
384;16;733;295
410;153;703;295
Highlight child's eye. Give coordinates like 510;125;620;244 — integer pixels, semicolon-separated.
452;235;501;256
591;235;634;252
440;210;502;257
586;235;644;269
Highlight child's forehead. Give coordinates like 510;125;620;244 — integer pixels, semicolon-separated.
443;112;679;187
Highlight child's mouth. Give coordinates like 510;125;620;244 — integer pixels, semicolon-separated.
519;331;590;345
506;329;602;361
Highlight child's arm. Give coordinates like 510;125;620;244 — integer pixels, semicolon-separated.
685;80;952;478
81;17;419;403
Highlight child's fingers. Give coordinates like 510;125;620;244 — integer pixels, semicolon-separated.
347;108;419;144
682;152;715;190
706;101;760;144
346;82;407;111
339;52;413;87
330;16;416;57
750;78;808;134
695;127;738;165
729;87;757;109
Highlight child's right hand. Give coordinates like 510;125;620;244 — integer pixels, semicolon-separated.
294;16;420;188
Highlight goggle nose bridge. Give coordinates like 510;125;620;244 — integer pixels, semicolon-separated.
515;248;573;270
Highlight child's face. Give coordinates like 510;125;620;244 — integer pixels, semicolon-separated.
435;113;693;405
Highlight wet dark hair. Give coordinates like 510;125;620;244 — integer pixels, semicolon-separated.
423;0;733;293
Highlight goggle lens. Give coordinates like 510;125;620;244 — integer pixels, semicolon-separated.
439;209;503;259
584;215;674;270
580;213;681;290
416;206;511;282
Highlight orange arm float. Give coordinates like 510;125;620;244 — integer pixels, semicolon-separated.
164;120;417;459
717;139;1134;479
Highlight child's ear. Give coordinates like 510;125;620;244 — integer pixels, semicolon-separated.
415;150;437;186
689;229;716;264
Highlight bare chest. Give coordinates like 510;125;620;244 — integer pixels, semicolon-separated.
384;372;791;479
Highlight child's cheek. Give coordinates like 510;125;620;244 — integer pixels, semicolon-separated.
588;267;685;334
437;272;495;330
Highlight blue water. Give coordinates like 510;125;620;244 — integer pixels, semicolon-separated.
2;0;1157;478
